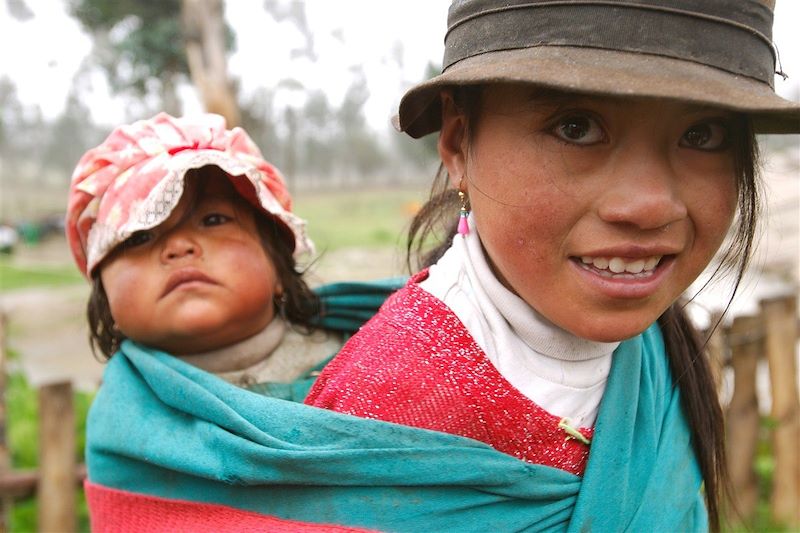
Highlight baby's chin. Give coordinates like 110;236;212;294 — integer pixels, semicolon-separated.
136;312;275;356
138;330;254;356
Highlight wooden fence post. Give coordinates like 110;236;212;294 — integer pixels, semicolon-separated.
37;382;76;533
0;312;10;533
725;315;762;522
761;295;800;528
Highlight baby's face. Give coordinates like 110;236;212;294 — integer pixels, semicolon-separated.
99;176;280;355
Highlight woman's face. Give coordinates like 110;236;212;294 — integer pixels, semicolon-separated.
100;175;280;354
439;85;739;342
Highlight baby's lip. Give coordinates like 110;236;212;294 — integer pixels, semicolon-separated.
161;268;218;297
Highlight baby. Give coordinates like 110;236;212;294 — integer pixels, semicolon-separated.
67;112;341;388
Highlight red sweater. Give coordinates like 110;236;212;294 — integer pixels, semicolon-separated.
306;273;593;476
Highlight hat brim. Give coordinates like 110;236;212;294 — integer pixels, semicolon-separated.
166;151;313;257
397;47;800;137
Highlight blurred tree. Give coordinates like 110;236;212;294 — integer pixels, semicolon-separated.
391;61;440;177
41;92;106;176
282;106;299;184
0;76;106;187
0;78;46;175
240;88;281;165
68;0;240;125
0;77;26;173
300;91;336;178
335;70;386;178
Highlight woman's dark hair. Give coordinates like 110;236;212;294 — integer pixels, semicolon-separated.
87;165;319;360
407;85;761;532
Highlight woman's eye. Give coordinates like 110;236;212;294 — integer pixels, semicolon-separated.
680;122;729;151
122;230;152;248
551;114;605;145
202;213;232;226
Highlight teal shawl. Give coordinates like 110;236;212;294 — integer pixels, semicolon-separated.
86;282;707;532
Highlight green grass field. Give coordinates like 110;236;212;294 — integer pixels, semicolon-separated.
0;261;83;291
294;186;427;251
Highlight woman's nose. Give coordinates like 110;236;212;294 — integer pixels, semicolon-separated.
596;150;688;230
160;228;202;263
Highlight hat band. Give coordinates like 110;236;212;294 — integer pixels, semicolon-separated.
444;0;776;87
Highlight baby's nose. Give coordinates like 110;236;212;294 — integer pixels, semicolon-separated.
161;233;201;262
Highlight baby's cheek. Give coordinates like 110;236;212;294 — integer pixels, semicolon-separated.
100;264;141;318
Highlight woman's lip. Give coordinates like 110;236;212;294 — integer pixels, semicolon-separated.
161;269;218;297
570;255;676;299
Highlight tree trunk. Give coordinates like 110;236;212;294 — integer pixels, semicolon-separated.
182;0;241;126
0;313;10;532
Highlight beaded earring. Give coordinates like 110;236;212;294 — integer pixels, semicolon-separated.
457;187;470;236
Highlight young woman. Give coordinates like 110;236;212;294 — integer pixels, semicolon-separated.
306;1;799;531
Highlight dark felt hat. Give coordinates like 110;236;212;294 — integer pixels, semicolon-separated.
396;0;800;137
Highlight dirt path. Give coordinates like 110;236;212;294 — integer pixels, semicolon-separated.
1;238;406;392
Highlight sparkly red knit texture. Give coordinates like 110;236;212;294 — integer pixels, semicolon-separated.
306;272;593;476
84;481;375;533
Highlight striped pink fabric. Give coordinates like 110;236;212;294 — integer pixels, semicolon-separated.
85;481;376;533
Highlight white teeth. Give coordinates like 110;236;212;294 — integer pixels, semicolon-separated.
579;255;662;276
644;257;659;271
608;257;625;273
626;259;645;274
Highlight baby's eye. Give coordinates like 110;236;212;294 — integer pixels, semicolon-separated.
550;114;606;145
679;121;730;151
122;230;153;248
202;213;232;226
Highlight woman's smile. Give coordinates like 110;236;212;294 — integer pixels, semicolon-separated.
570;254;677;301
576;255;662;276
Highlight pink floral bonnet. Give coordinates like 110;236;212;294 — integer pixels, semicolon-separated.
66;112;313;277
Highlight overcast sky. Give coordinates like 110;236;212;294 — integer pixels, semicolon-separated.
1;0;798;130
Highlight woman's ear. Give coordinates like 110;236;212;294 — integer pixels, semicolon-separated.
438;90;468;188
